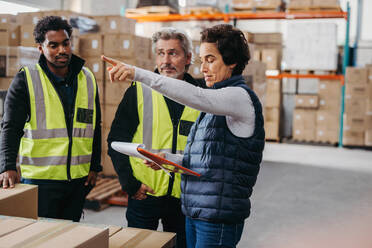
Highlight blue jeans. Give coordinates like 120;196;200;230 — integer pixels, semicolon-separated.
185;217;244;248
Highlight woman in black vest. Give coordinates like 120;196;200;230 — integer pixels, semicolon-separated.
103;24;265;248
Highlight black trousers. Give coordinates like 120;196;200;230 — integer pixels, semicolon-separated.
22;178;93;222
126;195;186;248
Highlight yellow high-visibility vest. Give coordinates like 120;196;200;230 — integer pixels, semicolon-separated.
19;64;97;180
130;82;200;198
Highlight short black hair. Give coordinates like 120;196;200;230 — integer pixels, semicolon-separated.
200;24;250;76
33;16;72;44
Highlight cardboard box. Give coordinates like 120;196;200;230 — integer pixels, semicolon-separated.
119;34;151;59
265;121;280;140
345;67;368;84
20;24;35;47
365;130;372;146
265;91;281;108
254;0;283;8
135;57;154;71
253;81;266;106
312;0;341;8
17;12;42;25
104;80;131;106
103;34;121;57
252;50;261;61
295;95;319;109
261;49;280;70
316;128;339;144
101;149;116;176
0;220;70;247
0;183;38;219
367;99;372;115
0;24;20;46
345;83;367;98
316;111;339;130
243;60;266;83
103;104;118;128
343;114;365;131
293;109;316;130
343;130;364;146
103;16;136;34
79;34;103;57
319;98;340;112
264;107;280;122
266;79;281;93
293;128;316;142
109;227;176;248
318;80;341;100
0;14;17;24
252;33;282;44
0;217;35;238
0;77;13;89
26;224;109;248
366;115;372;130
85;58;104;81
344;98;366;116
288;0;312;8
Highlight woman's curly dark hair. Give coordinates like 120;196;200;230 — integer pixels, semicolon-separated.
33;16;72;44
200;24;250;76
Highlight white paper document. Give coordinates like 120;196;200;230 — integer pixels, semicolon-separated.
111;142;171;176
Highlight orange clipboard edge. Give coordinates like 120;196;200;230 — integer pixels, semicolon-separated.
137;148;201;177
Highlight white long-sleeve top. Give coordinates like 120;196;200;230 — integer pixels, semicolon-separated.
133;67;256;164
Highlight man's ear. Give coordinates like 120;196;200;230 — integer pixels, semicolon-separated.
38;43;43;54
230;63;237;70
186;52;192;65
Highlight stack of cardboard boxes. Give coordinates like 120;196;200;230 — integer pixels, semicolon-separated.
292;94;318;142
243;32;283;140
265;79;282;140
245;32;282;71
232;0;284;11
0;184;176;248
343;66;372;146
287;0;340;10
316;79;341;143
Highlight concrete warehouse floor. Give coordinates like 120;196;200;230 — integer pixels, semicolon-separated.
81;143;372;247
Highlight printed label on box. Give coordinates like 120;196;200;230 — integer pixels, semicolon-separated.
123;40;130;49
110;20;117;30
93;63;99;72
92;40;98;49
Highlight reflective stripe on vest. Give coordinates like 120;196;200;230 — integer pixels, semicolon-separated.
19;64;96;180
130;82;200;198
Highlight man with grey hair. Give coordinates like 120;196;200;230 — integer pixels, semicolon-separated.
107;27;203;248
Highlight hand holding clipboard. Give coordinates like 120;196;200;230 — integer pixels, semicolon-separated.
111;142;201;177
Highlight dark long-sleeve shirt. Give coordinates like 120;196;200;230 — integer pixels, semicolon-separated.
0;54;102;177
107;71;203;196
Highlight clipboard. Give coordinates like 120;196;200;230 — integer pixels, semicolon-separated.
111;142;201;177
137;148;201;177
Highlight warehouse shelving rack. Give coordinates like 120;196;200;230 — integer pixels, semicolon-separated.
126;3;351;147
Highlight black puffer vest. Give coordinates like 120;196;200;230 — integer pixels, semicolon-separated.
181;75;265;224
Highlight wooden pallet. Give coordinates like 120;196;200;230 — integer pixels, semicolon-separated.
282;70;337;75
181;6;221;15
233;6;282;13
84;177;124;211
126;6;176;16
287;6;342;12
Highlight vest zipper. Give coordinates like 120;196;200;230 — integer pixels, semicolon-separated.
166;118;179;196
66;111;74;182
